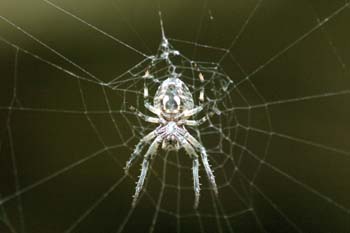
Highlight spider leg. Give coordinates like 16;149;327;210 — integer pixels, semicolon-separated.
199;72;205;103
130;106;164;124
179;135;201;209
143;82;161;116
132;135;162;207
182;112;214;126
124;130;157;174
184;133;218;195
145;102;161;116
177;106;203;120
192;158;200;209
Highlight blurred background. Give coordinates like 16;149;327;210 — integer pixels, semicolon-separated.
0;0;350;232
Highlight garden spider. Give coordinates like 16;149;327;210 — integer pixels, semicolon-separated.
124;71;218;209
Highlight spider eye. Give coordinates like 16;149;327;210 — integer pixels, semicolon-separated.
163;136;179;151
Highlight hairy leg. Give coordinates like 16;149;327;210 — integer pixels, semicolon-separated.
192;158;200;209
143;82;161;115
199;72;205;102
180;135;201;208
124;130;157;174
130;106;164;124
182;112;214;126
184;133;218;195
132;136;162;207
176;106;203;120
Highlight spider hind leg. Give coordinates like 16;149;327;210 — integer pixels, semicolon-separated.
199;72;205;103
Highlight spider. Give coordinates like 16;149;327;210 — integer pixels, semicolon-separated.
124;71;218;209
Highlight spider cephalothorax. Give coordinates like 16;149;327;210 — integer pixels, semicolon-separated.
124;71;218;209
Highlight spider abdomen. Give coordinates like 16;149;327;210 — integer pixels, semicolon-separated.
154;76;194;117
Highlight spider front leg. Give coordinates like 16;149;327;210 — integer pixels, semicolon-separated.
185;133;218;195
180;135;201;209
124;130;157;174
192;158;200;209
132;135;162;207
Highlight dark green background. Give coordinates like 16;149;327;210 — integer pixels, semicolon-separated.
0;0;350;232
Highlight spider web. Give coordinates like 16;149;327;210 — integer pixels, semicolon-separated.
0;0;350;232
